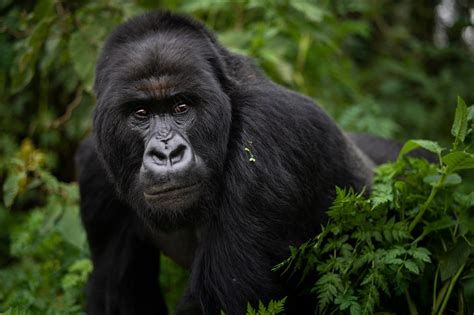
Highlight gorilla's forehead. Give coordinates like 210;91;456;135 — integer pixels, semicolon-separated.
98;31;222;105
133;76;185;100
115;33;212;82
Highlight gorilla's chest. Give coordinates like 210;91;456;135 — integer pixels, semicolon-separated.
149;228;199;269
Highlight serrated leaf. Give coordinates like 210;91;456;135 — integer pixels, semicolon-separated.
409;247;431;263
404;260;420;274
266;298;286;314
245;298;285;315
314;273;343;308
370;180;393;209
423;216;456;234
334;292;359;311
350;303;362;315
439;238;471;281
451;97;468;147
3;171;27;207
442;151;474;172
246;303;256;315
398;139;443;160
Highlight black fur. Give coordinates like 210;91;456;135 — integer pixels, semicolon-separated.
76;11;388;315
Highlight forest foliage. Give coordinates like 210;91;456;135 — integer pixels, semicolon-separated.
0;0;473;314
278;97;474;314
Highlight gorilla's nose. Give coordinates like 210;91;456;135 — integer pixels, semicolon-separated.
143;133;194;171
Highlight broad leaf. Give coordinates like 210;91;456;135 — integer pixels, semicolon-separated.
451;97;468;147
439;239;471;281
2;171;27;207
398;139;443;159
442;151;474;172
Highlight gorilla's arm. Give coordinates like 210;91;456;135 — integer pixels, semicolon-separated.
76;138;167;315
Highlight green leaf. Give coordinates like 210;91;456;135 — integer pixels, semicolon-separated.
409;247;431;263
265;298;286;314
33;0;55;20
10;18;54;93
404;260;420;274
56;206;87;251
443;173;462;186
2;171;27;207
334;291;359;312
423;216;456;234
290;2;327;24
370;180;393;208
454;191;474;207
68;27;100;92
245;298;286;315
314;273;344;309
442;151;474;172
61;258;92;290
398;139;443;160
451;97;468;147
0;308;32;315
423;173;462;187
439;238;471;281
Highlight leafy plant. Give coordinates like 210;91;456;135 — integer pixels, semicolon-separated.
246;298;286;315
220;298;286;315
278;97;474;314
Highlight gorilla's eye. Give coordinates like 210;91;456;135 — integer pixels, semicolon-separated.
173;104;189;114
134;108;149;119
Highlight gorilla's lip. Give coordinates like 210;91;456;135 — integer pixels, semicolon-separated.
143;182;201;198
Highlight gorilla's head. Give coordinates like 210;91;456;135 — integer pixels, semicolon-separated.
92;12;232;229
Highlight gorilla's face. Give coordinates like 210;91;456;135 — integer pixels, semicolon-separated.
133;86;208;211
93;33;232;229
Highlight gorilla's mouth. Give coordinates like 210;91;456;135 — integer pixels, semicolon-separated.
143;182;201;199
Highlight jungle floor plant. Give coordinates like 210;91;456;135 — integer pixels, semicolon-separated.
277;97;474;315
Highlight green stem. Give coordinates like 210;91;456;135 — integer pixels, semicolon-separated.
432;266;439;314
405;289;419;315
432;280;450;315
409;173;447;233
436;262;466;315
408;186;438;233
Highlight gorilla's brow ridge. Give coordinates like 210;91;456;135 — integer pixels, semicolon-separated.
135;77;177;100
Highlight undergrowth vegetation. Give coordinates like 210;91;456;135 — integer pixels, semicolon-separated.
277;98;474;314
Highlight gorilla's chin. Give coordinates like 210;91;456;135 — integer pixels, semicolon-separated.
143;182;203;211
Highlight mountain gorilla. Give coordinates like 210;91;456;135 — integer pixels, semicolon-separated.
76;10;402;315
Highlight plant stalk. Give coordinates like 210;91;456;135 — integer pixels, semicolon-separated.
436;262;466;315
409;173;447;233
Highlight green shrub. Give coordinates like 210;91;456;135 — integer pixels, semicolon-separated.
278;97;474;314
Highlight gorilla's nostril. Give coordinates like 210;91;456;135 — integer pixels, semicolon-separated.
169;144;186;165
152;150;168;165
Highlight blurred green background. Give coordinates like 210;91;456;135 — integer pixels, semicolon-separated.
0;0;473;313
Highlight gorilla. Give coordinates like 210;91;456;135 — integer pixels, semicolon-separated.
76;10;407;315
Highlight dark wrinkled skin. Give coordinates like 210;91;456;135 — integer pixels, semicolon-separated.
76;10;417;315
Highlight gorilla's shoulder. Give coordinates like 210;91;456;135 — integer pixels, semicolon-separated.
74;136;100;175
